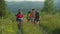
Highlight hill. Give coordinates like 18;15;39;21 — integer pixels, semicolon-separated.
6;1;60;14
6;2;44;14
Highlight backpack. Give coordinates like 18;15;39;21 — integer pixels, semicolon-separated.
35;12;39;19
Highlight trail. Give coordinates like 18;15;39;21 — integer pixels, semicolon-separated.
18;27;23;34
18;18;51;34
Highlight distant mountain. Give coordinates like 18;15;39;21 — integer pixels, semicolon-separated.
6;1;44;14
54;0;60;10
6;1;60;14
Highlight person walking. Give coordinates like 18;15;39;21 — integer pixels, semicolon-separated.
16;9;24;29
27;11;31;22
31;9;35;24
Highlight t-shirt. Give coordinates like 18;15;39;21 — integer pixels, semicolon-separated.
35;12;39;19
31;11;35;18
17;14;23;18
27;13;31;17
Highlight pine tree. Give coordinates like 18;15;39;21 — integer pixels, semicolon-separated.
43;0;54;13
0;0;8;17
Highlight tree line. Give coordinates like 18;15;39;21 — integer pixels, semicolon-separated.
0;0;54;17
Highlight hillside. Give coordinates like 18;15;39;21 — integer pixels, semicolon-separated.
5;1;60;14
1;12;60;34
6;2;44;14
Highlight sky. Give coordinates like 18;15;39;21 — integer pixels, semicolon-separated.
5;0;45;2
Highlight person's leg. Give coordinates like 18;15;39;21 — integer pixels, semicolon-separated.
28;18;31;22
34;18;36;24
27;17;29;22
36;18;40;25
35;18;39;25
31;18;34;24
19;19;22;27
32;18;35;24
31;18;33;23
18;19;22;29
27;18;29;23
20;18;23;29
18;22;20;29
17;19;20;29
18;24;20;29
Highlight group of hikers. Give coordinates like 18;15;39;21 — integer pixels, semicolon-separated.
16;9;40;29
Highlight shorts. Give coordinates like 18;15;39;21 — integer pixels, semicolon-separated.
17;18;23;23
27;17;31;21
31;18;35;22
35;18;39;22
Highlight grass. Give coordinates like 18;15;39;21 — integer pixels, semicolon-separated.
0;12;60;34
0;13;42;34
23;18;42;34
2;18;18;34
40;12;60;34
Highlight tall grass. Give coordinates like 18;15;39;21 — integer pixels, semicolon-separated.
1;12;60;34
0;13;18;34
40;12;60;34
1;13;42;34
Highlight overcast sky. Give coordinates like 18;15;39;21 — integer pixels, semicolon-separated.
5;0;45;2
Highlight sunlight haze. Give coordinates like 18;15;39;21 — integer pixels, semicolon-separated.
5;0;45;2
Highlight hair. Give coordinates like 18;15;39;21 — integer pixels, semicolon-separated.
18;11;21;14
32;9;35;10
18;9;20;12
18;9;21;14
28;11;31;13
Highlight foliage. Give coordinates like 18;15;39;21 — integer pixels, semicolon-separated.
40;12;60;34
0;0;8;17
42;0;54;13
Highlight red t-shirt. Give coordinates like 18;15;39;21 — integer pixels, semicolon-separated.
17;14;23;18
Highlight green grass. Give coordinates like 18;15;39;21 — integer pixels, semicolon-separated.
0;12;60;34
0;18;2;34
1;18;18;34
23;18;42;34
40;12;60;34
0;14;42;34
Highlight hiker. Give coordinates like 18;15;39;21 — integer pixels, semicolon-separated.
31;9;35;24
34;10;40;25
27;11;31;22
16;9;23;29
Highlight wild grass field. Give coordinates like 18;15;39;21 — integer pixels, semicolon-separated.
40;12;60;34
0;12;60;34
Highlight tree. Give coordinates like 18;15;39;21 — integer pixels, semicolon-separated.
42;0;54;13
0;0;8;17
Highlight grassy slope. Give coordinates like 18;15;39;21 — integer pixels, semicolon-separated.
2;18;18;34
0;13;42;34
40;12;60;34
23;18;42;34
0;12;60;34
